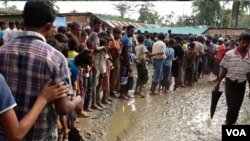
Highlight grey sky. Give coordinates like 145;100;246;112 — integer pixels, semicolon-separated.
1;1;233;22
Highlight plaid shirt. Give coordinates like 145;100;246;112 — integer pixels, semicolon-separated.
0;31;72;141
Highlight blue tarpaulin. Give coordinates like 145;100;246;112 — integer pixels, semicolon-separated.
53;17;67;28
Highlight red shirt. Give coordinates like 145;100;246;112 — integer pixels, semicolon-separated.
216;44;227;61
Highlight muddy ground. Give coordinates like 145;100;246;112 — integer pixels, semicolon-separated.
77;68;250;141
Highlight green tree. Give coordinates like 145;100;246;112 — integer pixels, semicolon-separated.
164;11;174;26
192;0;221;27
137;2;163;24
238;15;250;28
175;15;196;27
0;5;21;14
113;2;131;19
230;1;250;28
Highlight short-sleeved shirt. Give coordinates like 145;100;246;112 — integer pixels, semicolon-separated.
135;44;148;63
220;48;250;83
0;74;17;140
68;58;80;82
0;74;16;114
87;32;99;50
145;39;152;49
121;34;133;64
164;48;175;67
194;41;205;56
0;30;3;39
216;44;227;61
152;40;167;60
0;31;73;141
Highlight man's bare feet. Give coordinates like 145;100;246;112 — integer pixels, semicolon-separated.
102;100;112;105
91;105;103;111
97;103;106;109
85;108;93;112
119;95;129;100
77;111;90;118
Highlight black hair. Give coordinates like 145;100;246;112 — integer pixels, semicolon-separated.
122;26;127;30
54;33;69;44
113;27;121;34
99;38;107;46
85;28;91;35
169;39;175;46
61;43;69;58
239;32;250;42
92;18;102;25
23;1;56;28
189;36;195;42
158;33;165;41
70;22;81;31
15;21;20;26
99;32;110;42
165;40;169;47
137;34;144;43
197;36;205;43
0;21;5;27
137;30;141;34
65;32;74;39
189;42;195;49
127;25;135;31
205;40;211;45
58;26;67;34
81;30;88;36
146;34;150;38
9;22;14;27
47;38;61;51
68;35;80;51
74;50;93;67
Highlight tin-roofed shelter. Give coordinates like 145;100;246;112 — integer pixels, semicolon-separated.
0;12;159;29
136;27;208;35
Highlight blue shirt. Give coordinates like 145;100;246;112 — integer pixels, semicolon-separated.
163;48;175;67
121;34;133;64
68;58;80;82
0;74;16;140
145;39;152;49
0;30;3;39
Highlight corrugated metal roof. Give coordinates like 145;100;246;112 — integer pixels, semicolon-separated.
103;20;159;28
136;27;208;35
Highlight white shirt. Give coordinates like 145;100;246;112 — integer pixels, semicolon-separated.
2;28;11;43
220;48;250;83
135;44;148;62
152;40;167;60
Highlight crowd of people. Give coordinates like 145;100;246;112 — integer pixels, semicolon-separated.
1;1;250;141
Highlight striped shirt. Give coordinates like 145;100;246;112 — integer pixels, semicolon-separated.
220;48;250;83
0;31;72;141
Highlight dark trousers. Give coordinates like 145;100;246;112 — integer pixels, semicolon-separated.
84;76;92;109
225;78;246;125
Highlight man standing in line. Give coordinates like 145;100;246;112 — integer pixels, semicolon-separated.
120;25;135;100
